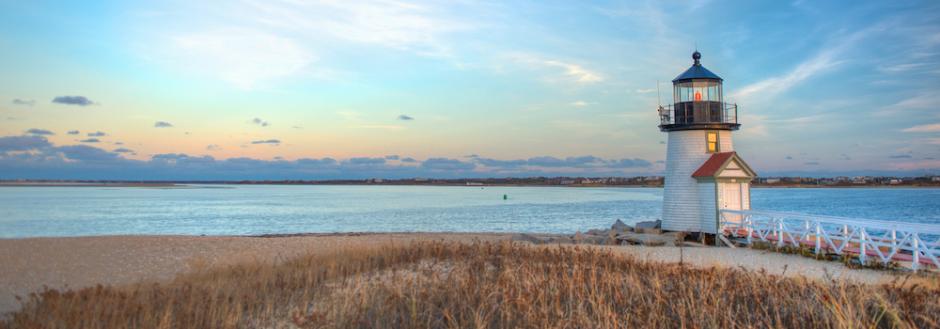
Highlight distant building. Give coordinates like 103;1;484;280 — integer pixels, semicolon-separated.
932;176;940;182
889;179;902;185
466;182;483;186
764;178;781;184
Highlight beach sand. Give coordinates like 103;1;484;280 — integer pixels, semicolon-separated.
0;233;900;315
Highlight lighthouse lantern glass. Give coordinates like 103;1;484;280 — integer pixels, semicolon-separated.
674;80;722;103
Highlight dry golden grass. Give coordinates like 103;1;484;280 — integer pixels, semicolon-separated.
2;241;938;329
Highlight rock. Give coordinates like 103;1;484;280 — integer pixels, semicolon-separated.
611;219;633;233
637;228;662;235
512;233;548;244
583;235;607;245
634;220;661;233
617;232;671;247
586;228;610;236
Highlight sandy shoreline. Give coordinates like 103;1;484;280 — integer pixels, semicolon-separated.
0;233;901;315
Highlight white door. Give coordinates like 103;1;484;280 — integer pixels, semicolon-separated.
721;183;742;210
720;182;743;227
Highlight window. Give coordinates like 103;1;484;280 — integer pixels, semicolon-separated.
706;131;719;153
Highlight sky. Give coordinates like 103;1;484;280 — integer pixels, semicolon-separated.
1;0;939;180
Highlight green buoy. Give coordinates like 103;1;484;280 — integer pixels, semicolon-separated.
503;194;508;200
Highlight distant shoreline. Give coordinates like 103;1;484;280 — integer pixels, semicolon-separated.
1;182;938;188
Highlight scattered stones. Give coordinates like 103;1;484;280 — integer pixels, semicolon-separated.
513;220;683;247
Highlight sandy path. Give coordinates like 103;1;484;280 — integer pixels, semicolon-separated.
0;234;902;315
604;244;896;284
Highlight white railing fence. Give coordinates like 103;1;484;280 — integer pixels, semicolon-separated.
719;209;940;272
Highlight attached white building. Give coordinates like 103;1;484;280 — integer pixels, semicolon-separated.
658;51;756;234
690;152;756;233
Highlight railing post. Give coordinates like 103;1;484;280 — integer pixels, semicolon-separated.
842;224;849;250
912;235;920;272
858;228;867;265
815;222;821;255
746;215;752;245
777;219;784;248
891;229;897;260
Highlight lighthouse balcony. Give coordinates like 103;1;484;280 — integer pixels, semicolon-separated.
658;101;740;131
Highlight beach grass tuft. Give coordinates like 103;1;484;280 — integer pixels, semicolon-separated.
2;241;938;328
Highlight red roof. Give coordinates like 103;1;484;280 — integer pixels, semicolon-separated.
691;152;736;177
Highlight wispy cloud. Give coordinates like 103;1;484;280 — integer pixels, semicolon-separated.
902;123;940;133
26;128;54;136
87;131;107;137
879;93;932;115
732;27;880;103
251;139;281;145
251;118;270;127
509;53;604;85
170;28;315;89
154;121;173;128
398;114;414;121
570;100;592;108
236;1;474;58
146;1;478;88
67;130;80;135
79;138;101;143
52;95;95;106
12;99;34;106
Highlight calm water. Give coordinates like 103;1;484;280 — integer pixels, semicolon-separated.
0;185;938;238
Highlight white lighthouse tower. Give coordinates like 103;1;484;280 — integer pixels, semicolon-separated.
659;51;756;234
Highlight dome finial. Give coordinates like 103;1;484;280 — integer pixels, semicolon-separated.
692;51;701;65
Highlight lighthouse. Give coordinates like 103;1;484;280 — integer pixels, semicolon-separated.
659;51;756;234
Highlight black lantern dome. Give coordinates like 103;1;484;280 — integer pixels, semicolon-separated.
658;51;739;132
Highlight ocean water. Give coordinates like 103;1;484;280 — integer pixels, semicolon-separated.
0;185;938;238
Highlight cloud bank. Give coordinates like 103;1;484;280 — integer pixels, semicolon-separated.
0;135;656;180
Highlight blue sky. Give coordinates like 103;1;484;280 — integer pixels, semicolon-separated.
1;0;939;180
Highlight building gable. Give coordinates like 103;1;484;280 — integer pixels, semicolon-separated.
691;152;756;179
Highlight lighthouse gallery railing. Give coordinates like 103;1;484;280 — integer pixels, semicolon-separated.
719;209;940;271
658;102;738;126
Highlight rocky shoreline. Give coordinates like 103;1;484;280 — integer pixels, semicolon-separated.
512;219;687;247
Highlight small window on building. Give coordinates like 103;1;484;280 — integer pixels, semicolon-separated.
706;131;719;153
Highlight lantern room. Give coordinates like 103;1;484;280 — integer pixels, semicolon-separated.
659;51;740;132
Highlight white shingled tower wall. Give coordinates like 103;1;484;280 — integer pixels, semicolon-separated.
661;130;734;232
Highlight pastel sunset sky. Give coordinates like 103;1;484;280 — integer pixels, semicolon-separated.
1;0;938;179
